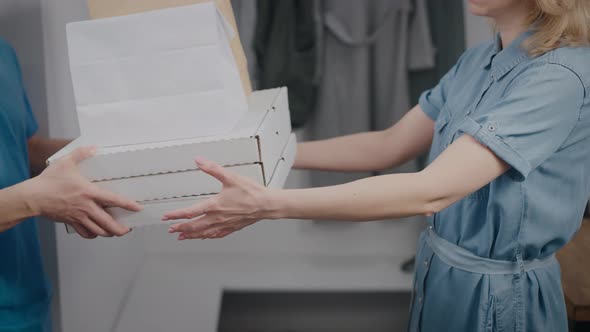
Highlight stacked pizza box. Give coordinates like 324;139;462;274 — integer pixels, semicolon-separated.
48;2;296;231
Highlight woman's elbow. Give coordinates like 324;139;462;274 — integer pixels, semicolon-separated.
421;198;449;216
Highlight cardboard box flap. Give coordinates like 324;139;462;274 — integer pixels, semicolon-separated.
69;2;248;146
85;0;252;95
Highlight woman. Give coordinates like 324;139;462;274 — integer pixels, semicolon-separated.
164;0;590;330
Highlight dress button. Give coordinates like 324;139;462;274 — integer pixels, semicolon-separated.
424;259;429;267
488;124;497;132
418;296;423;303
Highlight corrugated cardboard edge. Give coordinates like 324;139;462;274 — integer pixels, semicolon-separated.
255;88;291;185
85;0;252;95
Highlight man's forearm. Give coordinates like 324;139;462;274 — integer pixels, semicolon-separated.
0;180;39;232
28;136;71;175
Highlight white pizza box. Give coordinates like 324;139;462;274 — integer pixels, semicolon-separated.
64;133;297;233
66;2;248;146
93;127;294;201
48;88;291;183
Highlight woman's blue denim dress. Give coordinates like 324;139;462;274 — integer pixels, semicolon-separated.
410;31;590;331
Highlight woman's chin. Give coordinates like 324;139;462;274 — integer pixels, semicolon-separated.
467;2;490;17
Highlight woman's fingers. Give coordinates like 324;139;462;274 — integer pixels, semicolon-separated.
163;199;214;221
169;215;213;235
195;158;234;185
178;220;253;240
206;227;236;239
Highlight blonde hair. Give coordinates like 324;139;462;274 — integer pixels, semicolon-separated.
526;0;590;56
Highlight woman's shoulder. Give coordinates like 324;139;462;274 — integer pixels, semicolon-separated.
541;46;590;93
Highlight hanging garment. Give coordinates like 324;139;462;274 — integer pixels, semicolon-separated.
309;0;436;188
408;0;465;106
230;0;258;89
253;0;318;128
409;0;466;170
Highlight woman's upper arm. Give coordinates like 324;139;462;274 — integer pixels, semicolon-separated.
419;63;585;210
381;105;435;167
456;63;584;181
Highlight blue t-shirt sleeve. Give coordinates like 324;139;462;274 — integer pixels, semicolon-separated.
23;92;38;138
419;51;467;121
6;43;39;138
458;63;584;181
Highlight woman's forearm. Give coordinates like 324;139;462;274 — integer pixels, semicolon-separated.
293;106;435;172
0;180;38;232
294;130;393;172
271;172;440;221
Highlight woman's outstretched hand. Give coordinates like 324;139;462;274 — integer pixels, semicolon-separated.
163;158;280;240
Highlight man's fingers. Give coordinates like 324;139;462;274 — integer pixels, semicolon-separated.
68;146;97;164
195;158;233;185
88;203;130;236
79;217;110;237
70;223;96;239
91;187;142;212
163;199;213;221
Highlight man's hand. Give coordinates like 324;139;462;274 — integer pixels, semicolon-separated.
26;147;142;238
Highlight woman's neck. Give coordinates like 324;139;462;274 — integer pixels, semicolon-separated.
493;3;531;48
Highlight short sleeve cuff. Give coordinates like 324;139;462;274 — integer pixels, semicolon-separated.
26;117;38;138
23;94;38;138
419;89;440;121
458;117;532;181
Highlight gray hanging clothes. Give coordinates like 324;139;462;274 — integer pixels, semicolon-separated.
409;0;466;170
231;0;259;89
310;0;436;187
253;0;319;128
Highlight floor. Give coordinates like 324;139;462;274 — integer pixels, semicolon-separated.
218;291;411;332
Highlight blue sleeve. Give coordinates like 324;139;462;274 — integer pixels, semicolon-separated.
419;51;466;121
23;91;38;138
457;63;584;181
7;44;39;138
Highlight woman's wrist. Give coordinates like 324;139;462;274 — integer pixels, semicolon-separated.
262;188;291;220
